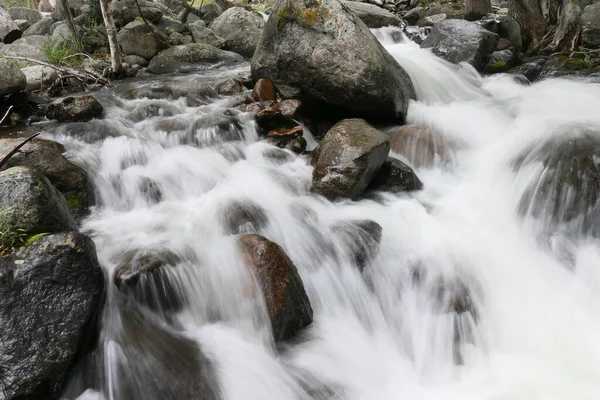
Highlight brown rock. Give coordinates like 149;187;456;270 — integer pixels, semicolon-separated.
391;124;457;168
237;234;313;341
267;125;303;139
236;102;264;113
276;99;301;118
252;78;276;101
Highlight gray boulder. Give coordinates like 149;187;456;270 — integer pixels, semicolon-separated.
5;35;48;62
311;119;391;200
156;15;185;34
111;0;164;28
51;0;87;21
6;6;42;25
147;43;244;74
189;24;225;48
200;2;223;24
404;6;424;25
0;232;105;399
421;19;499;71
117;20;169;59
252;0;415;121
0;167;77;236
46;94;104;122
0;6;20;44
581;2;600;47
0;59;26;97
209;7;264;57
483;49;515;74
22;65;59;92
123;54;149;67
343;1;404;28
14;18;29;31
22;16;54;37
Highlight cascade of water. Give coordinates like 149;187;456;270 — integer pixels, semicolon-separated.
51;29;600;400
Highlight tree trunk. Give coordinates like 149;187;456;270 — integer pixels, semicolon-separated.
99;0;122;75
465;0;492;21
509;0;581;54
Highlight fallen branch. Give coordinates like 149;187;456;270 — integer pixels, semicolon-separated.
0;132;42;171
0;106;13;125
3;56;109;85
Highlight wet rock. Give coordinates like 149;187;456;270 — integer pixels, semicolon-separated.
510;58;544;83
55;120;122;143
236;102;264;113
367;157;423;193
154;117;190;133
581;2;600;47
5;35;48;62
0;59;26;97
343;1;403;28
200;2;223;24
46;94;103;122
209;7;265;58
255;100;300;133
7;6;42;25
237;234;313;341
421;19;499;71
139;177;163;204
311;119;391;200
127;102;179;122
0;232;105;400
276;135;307;155
157;15;186;34
483;49;515;74
123;54;149;68
252;0;415;121
252;78;276;101
268;125;303;139
0;167;77;237
214;78;246;95
114;249;184;312
331;219;382;272
190;112;245;146
498;16;522;55
0;139;93;218
188;24;224;48
22;65;58;93
219;199;269;234
118;20;169;60
391;124;456;167
147;43;244;74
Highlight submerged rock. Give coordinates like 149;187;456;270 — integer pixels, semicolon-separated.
343;1;404;28
0;232;105;400
311;119;391;200
46;94;104;122
114;249;185;312
391;124;457;167
331;219;383;272
421;19;499;71
237;234;313;341
367;157;423;193
209;7;265;57
0;167;77;239
147;43;244;74
252;0;415;121
219;199;269;234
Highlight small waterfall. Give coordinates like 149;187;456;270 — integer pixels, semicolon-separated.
48;30;600;400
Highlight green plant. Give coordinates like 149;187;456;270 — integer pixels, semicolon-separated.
3;0;32;8
42;37;82;67
0;216;27;257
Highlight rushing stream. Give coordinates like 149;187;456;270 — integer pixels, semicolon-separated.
42;28;600;399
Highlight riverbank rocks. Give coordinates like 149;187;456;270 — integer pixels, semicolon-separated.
114;249;185;312
0;232;105;400
5;35;48;62
0;138;93;217
0;167;77;237
0;7;20;44
255;99;301;133
189;24;225;48
581;2;600;47
251;0;415;121
209;7;265;58
7;6;42;25
147;43;244;74
46;94;103;122
331;219;383;272
118;20;169;60
367;157;423;193
0;59;26;97
22;65;59;92
311;119;391;200
421;19;499;71
483;49;514;74
23;17;53;36
343;1;404;28
237;234;313;341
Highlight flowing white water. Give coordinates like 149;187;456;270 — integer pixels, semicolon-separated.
53;29;600;400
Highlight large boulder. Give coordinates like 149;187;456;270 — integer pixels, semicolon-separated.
110;0;163;28
343;1;403;28
0;138;93;218
421;19;499;71
5;35;48;62
0;6;20;44
200;2;223;24
0;232;105;400
581;2;600;47
0;59;26;97
22;65;59;92
252;0;415;121
22;16;53;37
311;119;391;200
117;20;169;59
6;6;42;25
147;43;244;74
237;234;313;341
0;167;77;240
209;7;265;58
46;94;104;122
156;15;186;34
189;24;225;48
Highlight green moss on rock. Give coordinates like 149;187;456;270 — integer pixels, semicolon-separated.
64;191;83;210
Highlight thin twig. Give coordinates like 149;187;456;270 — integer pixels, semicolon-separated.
0;106;13;125
0;132;42;171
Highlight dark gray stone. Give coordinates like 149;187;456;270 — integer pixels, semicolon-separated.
581;2;600;47
343;1;404;28
147;43;244;74
367;157;423;193
46;94;104;122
